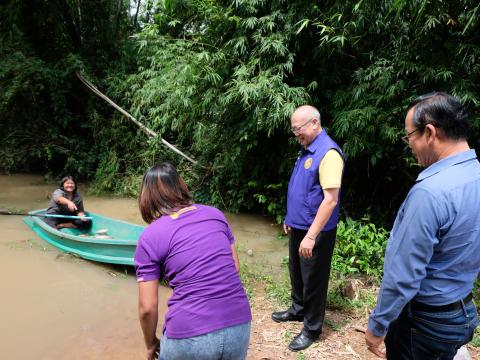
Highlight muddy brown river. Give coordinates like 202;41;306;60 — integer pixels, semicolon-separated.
0;174;287;359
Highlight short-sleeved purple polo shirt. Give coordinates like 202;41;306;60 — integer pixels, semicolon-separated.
134;204;251;339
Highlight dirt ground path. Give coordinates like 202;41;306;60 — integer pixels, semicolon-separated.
246;287;480;360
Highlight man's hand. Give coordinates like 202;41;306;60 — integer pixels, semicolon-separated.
365;329;386;358
283;223;291;235
146;337;160;360
299;235;315;259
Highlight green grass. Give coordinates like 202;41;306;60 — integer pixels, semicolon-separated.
239;262;267;300
471;327;480;347
240;255;379;316
296;353;306;360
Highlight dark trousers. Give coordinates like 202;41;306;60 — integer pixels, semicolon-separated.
385;298;478;360
287;227;336;338
45;217;92;230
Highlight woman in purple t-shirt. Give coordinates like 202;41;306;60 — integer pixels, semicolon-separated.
135;162;252;360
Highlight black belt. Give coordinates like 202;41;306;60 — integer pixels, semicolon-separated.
411;293;473;312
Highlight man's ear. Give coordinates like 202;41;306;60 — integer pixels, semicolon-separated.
425;124;437;143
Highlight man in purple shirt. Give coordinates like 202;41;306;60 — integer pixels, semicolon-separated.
135;163;251;360
272;105;344;352
366;92;480;359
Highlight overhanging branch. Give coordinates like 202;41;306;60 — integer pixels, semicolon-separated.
76;71;199;166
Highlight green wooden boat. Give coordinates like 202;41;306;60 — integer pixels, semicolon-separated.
23;209;144;265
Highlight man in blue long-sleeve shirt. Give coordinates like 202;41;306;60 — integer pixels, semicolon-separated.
366;92;480;359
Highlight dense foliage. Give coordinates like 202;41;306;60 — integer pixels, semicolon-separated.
1;0;479;226
0;0;136;177
332;217;389;278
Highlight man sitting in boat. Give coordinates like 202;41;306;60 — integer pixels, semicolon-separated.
45;175;92;230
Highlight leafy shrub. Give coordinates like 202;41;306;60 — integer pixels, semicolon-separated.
332;217;389;279
3;0;480;229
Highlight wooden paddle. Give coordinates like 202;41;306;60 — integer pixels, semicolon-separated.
0;209;92;220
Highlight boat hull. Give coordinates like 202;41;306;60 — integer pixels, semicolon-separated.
23;209;144;266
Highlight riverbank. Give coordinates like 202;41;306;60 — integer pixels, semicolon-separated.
0;174;287;359
245;277;480;360
1;174;478;359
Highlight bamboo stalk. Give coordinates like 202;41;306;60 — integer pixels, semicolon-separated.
76;72;199;165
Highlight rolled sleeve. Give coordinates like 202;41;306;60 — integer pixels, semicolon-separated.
368;188;442;336
368;317;388;337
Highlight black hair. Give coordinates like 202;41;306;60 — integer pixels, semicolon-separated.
59;175;77;193
407;92;469;140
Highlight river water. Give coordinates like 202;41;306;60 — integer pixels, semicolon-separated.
0;174;287;359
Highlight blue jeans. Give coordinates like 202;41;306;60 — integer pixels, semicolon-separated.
159;322;251;360
385;298;478;360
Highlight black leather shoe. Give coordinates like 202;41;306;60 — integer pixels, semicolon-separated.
271;311;303;323
288;330;318;352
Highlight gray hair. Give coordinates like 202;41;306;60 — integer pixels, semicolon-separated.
311;107;321;124
293;105;322;125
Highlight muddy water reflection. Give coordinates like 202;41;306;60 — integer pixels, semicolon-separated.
0;174;286;359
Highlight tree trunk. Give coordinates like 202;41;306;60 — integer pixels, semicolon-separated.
134;0;141;27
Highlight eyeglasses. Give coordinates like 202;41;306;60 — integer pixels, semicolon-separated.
401;128;421;144
291;118;314;134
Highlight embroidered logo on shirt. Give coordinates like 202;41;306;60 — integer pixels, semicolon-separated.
304;158;313;169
